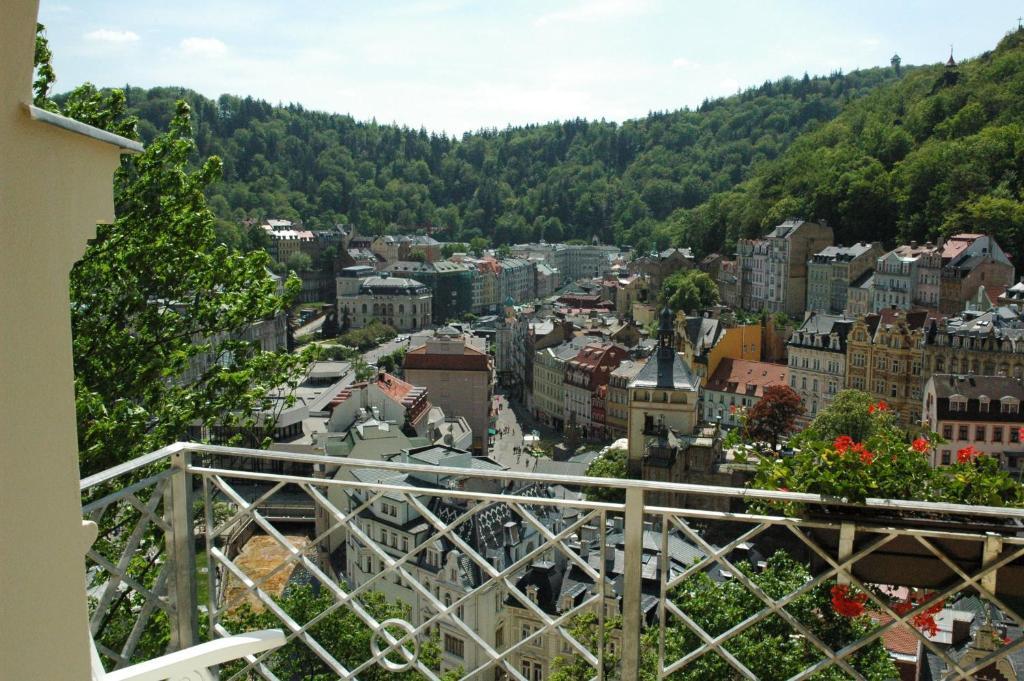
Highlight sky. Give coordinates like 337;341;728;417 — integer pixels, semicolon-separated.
38;0;1024;136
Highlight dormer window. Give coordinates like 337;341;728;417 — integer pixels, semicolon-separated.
979;396;990;413
1001;397;1020;415
949;395;967;412
526;585;539;604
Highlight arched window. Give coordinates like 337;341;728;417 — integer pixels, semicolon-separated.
362;303;367;313
399;304;405;313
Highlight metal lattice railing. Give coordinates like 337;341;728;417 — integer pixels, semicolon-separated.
82;442;1024;680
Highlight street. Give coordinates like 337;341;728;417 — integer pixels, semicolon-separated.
488;391;546;472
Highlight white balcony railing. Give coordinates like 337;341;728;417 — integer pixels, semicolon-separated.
82;442;1024;680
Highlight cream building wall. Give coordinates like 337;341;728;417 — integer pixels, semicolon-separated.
1;5;143;679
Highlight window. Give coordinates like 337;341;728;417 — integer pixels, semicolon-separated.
942;424;953;440
891;384;898;398
1013;428;1021;444
496;626;504;648
994;427;1004;443
444;634;464;658
975;426;986;442
959;425;969;441
941;451;951;465
979;397;990;413
950;397;967;412
1002;399;1020;415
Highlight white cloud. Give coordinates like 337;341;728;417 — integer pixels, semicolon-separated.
180;37;227;57
84;29;140;44
672;57;700;71
535;0;653;27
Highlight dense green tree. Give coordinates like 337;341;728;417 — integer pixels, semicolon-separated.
661;270;720;314
286;251;313;272
584;447;628;502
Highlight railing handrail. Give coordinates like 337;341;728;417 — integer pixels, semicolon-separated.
81;440;1024;520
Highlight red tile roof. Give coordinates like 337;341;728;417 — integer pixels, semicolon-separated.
705;358;788;398
942;233;983;260
869;613;921;657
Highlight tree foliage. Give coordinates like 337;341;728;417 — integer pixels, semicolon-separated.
219;584;452;680
661;270;720;314
585;447;628;503
102;63;905;252
30;28;312;477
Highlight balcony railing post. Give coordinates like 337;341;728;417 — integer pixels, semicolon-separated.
621;487;644;681
165;448;198;651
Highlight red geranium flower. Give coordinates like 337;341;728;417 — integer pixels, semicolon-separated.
830;584;867;618
857;446;875;465
911;437;929;453
957;446;979;464
1018;427;1024;442
868;401;888;414
834;435;855;454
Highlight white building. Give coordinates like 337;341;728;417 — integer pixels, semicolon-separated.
337;271;432;331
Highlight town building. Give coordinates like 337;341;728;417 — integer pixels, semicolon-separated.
923;306;1024;380
787;313;854;422
805;242;884;314
844;309;929;427
263;226;316;264
629;247;695;291
336;271;432;331
938;233;1015;316
386;260;474;323
532;337;590;430
716;259;740;310
326;371;433;438
607;360;645;440
563;342;629;440
923;374;1024;470
495;299;531;400
498;257;536;304
522;318;576;413
737;219;834;316
553;243;619;281
846;269;875;317
404;328;492;456
534;262;560;299
872;242;941;312
701;358;789;427
627;308;701;475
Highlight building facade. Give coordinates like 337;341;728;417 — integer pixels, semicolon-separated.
701;358;788;427
404;329;492;456
563;342;629;440
872;242;942;312
845;310;928;427
938;233;1015;316
923;374;1024;470
386;260;474;324
737;219;834;316
806;242;884;314
627;308;701;474
787;313;853;422
923;306;1024;380
337;272;432;331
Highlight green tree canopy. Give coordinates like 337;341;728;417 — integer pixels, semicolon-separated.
661;269;720;314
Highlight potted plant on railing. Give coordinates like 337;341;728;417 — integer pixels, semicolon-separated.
736;390;1024;595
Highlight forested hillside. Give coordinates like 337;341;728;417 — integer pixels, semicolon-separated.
686;29;1024;260
115;66;902;253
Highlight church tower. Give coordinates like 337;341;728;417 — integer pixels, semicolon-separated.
626;308;700;476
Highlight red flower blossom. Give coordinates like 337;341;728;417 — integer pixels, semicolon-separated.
834;435;855;454
830;584;867;618
868;401;889;414
858;446;875;465
1004;636;1012;645
911;437;929;453
1019;427;1024;442
957;446;979;464
894;593;944;636
729;404;737;414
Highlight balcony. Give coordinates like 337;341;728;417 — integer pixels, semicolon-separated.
83;442;1024;680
